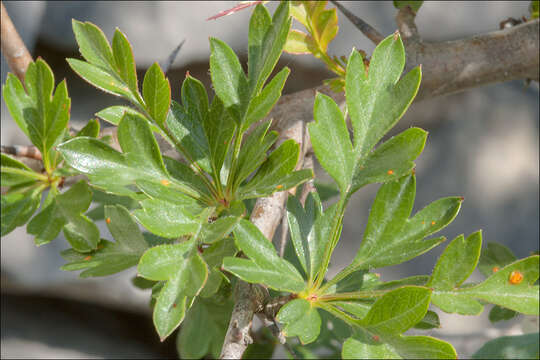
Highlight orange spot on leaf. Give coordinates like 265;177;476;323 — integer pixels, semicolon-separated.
492;266;499;273
372;335;380;342
276;185;283;190
106;217;111;224
431;221;436;225
509;270;524;284
161;179;170;186
84;256;92;261
173;303;177;308
387;170;394;175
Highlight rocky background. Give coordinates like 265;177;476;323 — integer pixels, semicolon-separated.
2;1;538;358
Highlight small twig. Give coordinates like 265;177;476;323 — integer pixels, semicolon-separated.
162;39;185;76
330;0;384;44
1;144;42;161
395;5;420;41
1;1;33;83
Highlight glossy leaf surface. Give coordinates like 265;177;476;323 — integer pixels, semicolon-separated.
277;298;321;344
222;219;305;292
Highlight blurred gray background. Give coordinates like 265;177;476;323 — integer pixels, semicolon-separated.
1;1;538;358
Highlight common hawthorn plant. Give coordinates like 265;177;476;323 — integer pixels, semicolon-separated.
1;1;538;359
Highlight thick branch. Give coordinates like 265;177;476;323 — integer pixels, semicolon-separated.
405;18;539;100
1;1;33;83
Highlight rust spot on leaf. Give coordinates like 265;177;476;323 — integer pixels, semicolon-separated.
387;170;394;175
372;335;380;342
509;270;523;284
431;221;436;225
492;266;499;273
106;217;111;224
161;179;170;186
84;256;92;261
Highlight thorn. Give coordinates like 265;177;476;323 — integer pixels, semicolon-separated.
162;39;185;76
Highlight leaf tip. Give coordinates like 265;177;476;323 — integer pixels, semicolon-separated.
393;30;400;41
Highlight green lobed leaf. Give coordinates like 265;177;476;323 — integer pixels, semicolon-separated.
200;216;240;244
203;95;236;178
152;251;207;341
488;305;518;323
309;92;354;194
248;4;272;83
61;205;148;277
1;154;42;187
112;28;138;94
28;181;99;251
387;335;457;359
67;58;136;101
133;199;199;238
286;192;322;277
345;40;421;158
209;37;249;122
72;20;115;70
361;286;431;335
95;105;163;134
349;173;462;270
238;139;310;199
342;330;401;359
22;59;70;158
1;187;42;236
76;118;100;138
166;99;211;174
286;191;339;283
142;62;171;126
244;66;290;132
2;73;32;137
248;1;291;96
163;156;212;199
413;310;441;330
430;291;484;315
351;127;427;193
199;239;237;297
428;232;483;290
478;242;517;278
233;120;278;189
138;241;195;280
58;113;189;198
472;332;539;359
458;256;539;315
222;219;306;293
277;298;321;345
177;297;233;359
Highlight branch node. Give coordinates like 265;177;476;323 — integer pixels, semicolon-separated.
395;5;420;42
